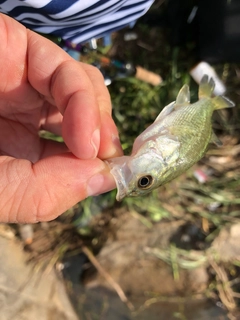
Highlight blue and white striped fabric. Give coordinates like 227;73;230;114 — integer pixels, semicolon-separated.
0;0;154;44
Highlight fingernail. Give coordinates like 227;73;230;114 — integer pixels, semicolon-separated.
90;128;100;158
87;173;116;197
112;134;123;154
101;134;123;159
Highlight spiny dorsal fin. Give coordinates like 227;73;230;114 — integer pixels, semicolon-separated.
199;75;215;99
175;84;190;106
210;131;222;147
212;95;235;110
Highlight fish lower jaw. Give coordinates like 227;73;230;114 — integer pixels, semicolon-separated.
105;156;132;201
115;180;127;201
105;165;127;201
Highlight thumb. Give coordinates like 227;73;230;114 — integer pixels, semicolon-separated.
0;154;115;223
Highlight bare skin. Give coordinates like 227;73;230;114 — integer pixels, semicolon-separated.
0;14;122;223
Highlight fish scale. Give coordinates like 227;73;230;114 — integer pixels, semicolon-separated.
106;76;234;201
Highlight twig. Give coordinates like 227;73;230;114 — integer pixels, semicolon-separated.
132;294;205;316
209;258;236;311
81;245;135;311
231;292;240;299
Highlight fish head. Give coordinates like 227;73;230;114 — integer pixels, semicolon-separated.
106;145;177;200
106;136;180;200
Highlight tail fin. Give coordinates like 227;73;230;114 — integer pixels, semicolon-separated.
198;75;215;99
212;95;235;110
199;75;235;109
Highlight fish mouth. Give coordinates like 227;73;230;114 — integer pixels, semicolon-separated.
105;156;131;201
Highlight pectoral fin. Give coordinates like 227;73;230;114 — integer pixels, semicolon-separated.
155;134;180;161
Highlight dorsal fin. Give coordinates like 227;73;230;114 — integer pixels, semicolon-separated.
212;95;235;110
210;131;222;147
175;84;190;106
199;75;215;99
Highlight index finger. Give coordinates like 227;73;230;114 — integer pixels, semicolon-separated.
81;63;123;159
26;29;102;159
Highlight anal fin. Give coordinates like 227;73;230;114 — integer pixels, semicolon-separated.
175;84;190;106
154;101;175;122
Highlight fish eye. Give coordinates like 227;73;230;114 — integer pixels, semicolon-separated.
137;175;153;189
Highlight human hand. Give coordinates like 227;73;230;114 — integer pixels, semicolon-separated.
0;14;122;223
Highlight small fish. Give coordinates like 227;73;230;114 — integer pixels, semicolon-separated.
106;76;234;201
